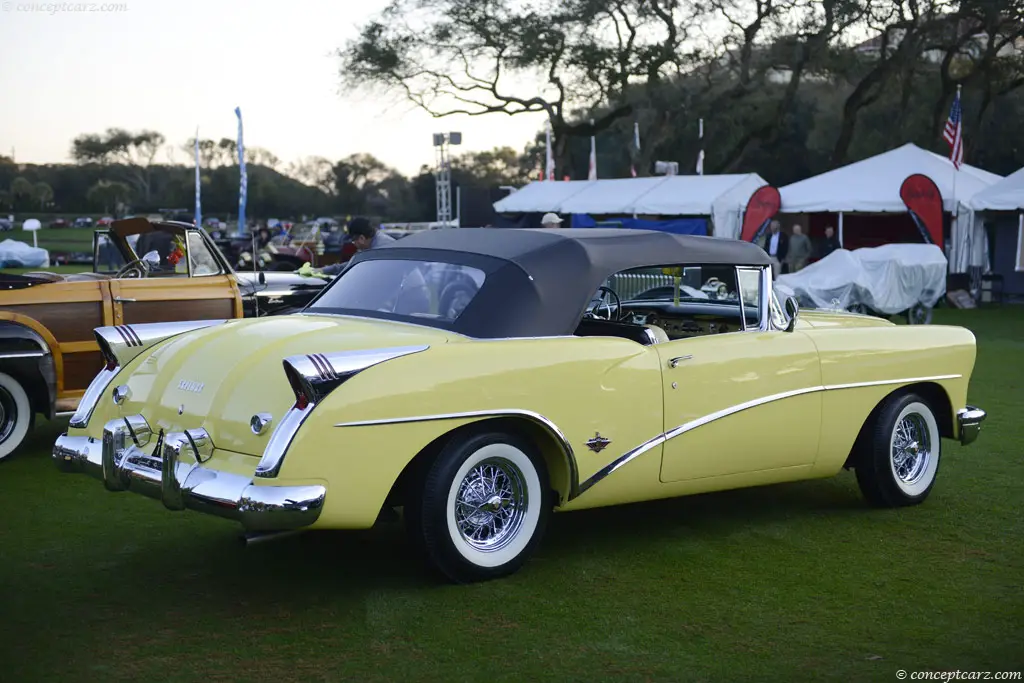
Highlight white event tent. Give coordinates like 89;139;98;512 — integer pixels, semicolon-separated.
778;143;1002;273
969;166;1024;293
492;174;767;239
970;166;1024;212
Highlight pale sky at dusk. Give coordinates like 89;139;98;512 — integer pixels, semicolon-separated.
0;0;547;176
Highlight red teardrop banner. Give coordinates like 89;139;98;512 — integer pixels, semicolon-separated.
740;185;781;242
899;173;944;249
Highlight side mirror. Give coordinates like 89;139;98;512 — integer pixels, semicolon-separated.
784;296;800;332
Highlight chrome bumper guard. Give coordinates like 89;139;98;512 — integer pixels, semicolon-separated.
957;405;987;446
53;417;326;532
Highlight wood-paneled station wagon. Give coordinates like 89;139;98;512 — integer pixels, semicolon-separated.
0;217;329;459
53;228;987;582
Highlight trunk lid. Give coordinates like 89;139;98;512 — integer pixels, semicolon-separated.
120;314;452;455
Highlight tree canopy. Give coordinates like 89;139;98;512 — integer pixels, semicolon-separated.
340;0;1024;175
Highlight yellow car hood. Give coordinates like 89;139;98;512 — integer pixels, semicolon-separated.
119;314;453;456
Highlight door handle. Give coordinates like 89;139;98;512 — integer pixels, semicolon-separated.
668;355;692;368
113;297;137;303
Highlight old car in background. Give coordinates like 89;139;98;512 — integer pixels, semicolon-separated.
775;243;946;325
0;216;330;459
54;228;985;583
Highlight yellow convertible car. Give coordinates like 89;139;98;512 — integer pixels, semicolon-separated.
53;228;987;582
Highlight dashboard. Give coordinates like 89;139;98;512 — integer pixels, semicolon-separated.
621;301;751;339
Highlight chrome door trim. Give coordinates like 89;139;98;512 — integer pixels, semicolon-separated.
575;373;963;496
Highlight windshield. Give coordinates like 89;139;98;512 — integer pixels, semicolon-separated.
309;259;486;322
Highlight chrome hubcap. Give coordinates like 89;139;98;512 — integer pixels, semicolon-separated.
454;457;528;552
892;414;930;484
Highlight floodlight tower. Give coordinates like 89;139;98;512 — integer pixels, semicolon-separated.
433;132;461;225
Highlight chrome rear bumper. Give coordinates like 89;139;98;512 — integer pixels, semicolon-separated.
53;418;325;532
957;405;987;446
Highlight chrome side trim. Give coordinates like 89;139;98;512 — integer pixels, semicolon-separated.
0;350;46;359
334;408;581;501
68;367;118;430
576;373;965;496
824;374;961;390
576;433;666;497
256;345;429;479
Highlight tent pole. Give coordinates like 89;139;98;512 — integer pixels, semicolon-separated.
838;212;844;247
1017;212;1024;272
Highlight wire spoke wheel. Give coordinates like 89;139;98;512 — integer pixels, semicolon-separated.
453;457;528;553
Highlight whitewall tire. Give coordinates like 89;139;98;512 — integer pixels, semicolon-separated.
0;371;33;461
855;393;942;507
408;431;551;583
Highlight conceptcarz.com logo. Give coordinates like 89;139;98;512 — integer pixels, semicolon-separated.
178;380;205;394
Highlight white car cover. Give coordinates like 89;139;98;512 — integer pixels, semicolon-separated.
775;244;947;315
0;239;50;268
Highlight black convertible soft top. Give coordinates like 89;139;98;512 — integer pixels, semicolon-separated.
337;228;771;338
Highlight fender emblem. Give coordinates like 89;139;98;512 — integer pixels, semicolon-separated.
178;380;205;394
585;432;611;453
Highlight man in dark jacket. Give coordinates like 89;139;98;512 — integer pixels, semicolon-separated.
815;225;841;260
763;220;788;275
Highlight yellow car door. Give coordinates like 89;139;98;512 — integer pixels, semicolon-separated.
654;329;822;483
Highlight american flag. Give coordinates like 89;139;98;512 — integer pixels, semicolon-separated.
943;89;963;169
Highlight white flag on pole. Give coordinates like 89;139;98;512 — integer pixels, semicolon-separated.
631;122;640;177
588;119;597;180
194;127;202;227
697;118;705;175
545;121;555;181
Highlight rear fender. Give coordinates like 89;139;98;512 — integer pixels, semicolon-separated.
0;321;55;417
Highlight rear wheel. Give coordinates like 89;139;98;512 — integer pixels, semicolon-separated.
855;393;941;507
905;303;933;325
406;431;550;583
0;372;33;461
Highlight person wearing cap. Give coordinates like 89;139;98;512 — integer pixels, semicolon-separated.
320;217;394;276
540;213;565;228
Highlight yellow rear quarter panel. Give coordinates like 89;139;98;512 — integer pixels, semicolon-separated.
275;336;663;528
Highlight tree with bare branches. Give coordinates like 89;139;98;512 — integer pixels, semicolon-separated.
339;0;700;177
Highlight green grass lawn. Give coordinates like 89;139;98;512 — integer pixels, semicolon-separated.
0;308;1021;682
2;227;95;253
1;264;91;275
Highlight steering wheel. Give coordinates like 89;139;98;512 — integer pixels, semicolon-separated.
589;286;622;321
115;258;148;279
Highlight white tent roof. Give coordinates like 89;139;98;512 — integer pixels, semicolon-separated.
493;173;767;216
633;174;766;215
491;180;593;213
970;166;1024;211
779;143;1002;214
558;177;671;214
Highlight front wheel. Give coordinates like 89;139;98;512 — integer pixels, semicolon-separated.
0;371;34;462
855;393;941;507
406;431;551;583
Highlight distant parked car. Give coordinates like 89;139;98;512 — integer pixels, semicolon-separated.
96;217;114;226
73;217;94;228
0;218;12;231
50;218;68;228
